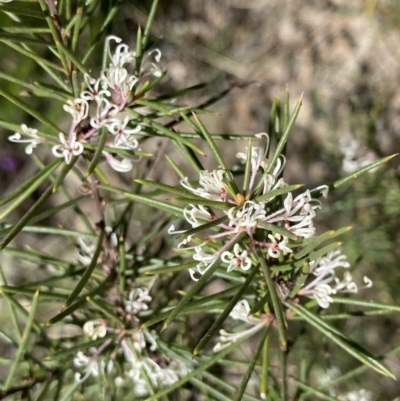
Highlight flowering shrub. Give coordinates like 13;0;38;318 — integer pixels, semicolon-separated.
0;1;398;400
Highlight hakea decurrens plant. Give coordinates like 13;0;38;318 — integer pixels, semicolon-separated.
8;36;162;172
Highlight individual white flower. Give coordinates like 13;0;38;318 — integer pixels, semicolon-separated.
183;204;214;228
236;146;266;169
76;237;95;265
312;184;329;199
230;299;251;322
80;74;111;101
105;226;118;248
312;283;335;309
90;97;119;130
105;116;141;149
267;233;292;258
8;124;42;154
310;248;350;277
333;272;358;294
63;98;89;124
141;49;163;77
103;152;132;172
363;276;373;288
73;351;100;378
287;214;316;238
221;243;252;272
228;201;266;232
83;319;107;340
52;132;84;164
180;170;227;201
283;190;320;223
261;174;287;197
102;66;138;102
105;36;136;68
213;329;242;352
213;323;263;352
125;287;152;314
188;246;219;281
236;132;269;171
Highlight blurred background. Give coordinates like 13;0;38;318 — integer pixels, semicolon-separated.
1;0;400;398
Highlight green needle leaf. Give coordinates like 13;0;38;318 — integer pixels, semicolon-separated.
118;235;127;293
0;158;61;208
258;249;287;349
257;221;299;241
0;32;53;47
142;0;158;49
134;179;194;198
0;186;52;250
127;109;205;155
265;95;302;174
98;184;184;217
172;197;232;211
162;259;223;331
286;302;396;379
62;228;104;309
243;141;253;194
234;326;270;401
193;264;259;356
4;290;40;391
177;215;229;239
192;112;239;194
0;87;62;134
255;184;303;203
295;227;352;260
0;4;44;19
293;379;340;401
85;128;108;177
332;154;398;190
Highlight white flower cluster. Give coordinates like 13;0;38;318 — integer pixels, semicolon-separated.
299;248;373;308
171;133;325;280
9;36;162;173
73;287;190;395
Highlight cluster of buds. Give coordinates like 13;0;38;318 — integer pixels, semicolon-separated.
8;36;162;172
73;287;190;395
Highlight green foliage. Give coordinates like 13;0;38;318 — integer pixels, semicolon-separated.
0;1;399;400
